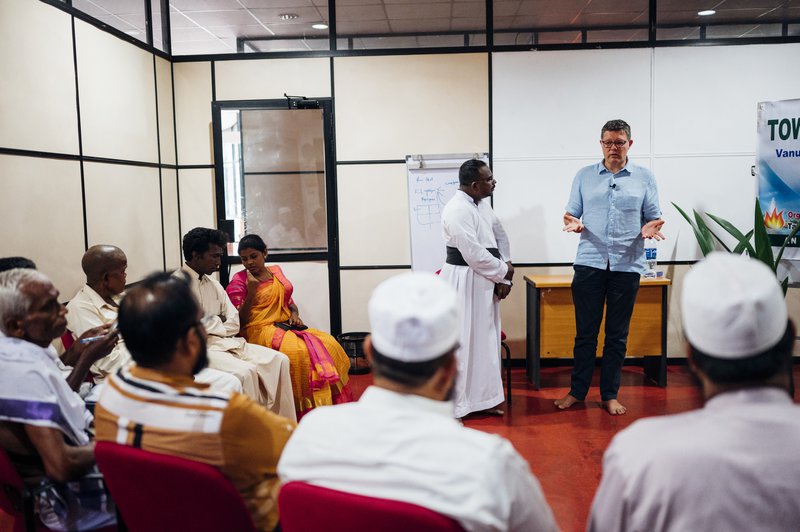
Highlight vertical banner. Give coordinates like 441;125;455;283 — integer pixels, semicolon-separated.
757;99;800;264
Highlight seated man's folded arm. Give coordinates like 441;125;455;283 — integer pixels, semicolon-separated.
24;425;95;484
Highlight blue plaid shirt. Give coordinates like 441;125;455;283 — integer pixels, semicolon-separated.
565;160;661;274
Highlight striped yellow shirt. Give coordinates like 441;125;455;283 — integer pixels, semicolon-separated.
94;365;295;531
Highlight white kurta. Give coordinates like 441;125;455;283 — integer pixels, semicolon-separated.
279;386;557;532
590;387;800;532
66;286;130;380
66;284;242;394
180;265;297;421
440;190;510;418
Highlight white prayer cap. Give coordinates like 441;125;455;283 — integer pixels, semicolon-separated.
681;252;787;359
368;272;460;363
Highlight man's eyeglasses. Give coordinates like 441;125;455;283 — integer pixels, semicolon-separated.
601;140;628;148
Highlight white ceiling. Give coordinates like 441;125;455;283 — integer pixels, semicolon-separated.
68;0;800;55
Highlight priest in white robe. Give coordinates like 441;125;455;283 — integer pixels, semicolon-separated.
439;159;514;418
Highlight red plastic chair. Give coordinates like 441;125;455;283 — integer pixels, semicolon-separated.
279;481;464;532
0;447;37;532
0;447;116;532
95;442;256;532
60;331;75;352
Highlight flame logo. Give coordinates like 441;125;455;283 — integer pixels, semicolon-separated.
763;207;785;230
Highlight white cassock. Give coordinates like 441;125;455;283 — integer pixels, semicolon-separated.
440;190;510;418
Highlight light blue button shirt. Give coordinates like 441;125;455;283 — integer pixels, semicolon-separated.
565;160;661;274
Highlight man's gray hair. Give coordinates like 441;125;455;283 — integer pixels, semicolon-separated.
601;119;631;139
0;268;49;334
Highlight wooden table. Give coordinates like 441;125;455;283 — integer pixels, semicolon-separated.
525;274;671;389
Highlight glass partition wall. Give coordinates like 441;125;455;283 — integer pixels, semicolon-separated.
213;100;340;333
219;107;328;253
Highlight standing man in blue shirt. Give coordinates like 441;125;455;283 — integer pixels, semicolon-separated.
556;119;665;415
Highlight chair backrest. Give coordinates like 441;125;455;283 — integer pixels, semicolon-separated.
95;442;256;532
279;481;465;532
60;331;75;352
0;448;26;532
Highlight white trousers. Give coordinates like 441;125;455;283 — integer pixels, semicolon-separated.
207;344;296;422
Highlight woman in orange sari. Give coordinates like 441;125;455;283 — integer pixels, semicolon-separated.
226;234;352;418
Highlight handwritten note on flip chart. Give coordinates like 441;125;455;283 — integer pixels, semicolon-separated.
406;154;489;272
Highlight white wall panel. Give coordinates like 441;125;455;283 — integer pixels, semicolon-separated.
494;156;652;263
230;261;332;333
155;57;176;165
178;168;216;234
0;155;84;296
161;168;182;270
84;163;163;282
653;44;800;155
654;155;756;262
277;261;331;332
174;62;213;165
493;49;653;159
0;0;78;154
662;263;690;359
337;164;410;266
334;54;489;161
215;58;331;101
75;21;158;163
230;245;335;336
340;269;409;332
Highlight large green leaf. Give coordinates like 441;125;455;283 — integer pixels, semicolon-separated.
732;230;754;254
693;209;719;253
702;220;732;252
752;199;775;270
672;203;715;256
705;212;755;256
673;200;793;297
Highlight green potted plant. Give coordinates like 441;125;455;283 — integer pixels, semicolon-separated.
673;198;800;295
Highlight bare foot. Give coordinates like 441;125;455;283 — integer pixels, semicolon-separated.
602;399;627;415
474;403;505;416
554;394;582;410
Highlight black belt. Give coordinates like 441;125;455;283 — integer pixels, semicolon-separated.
446;246;501;266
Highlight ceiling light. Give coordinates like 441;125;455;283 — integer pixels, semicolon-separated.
312;23;328;30
279;13;299;20
697;9;716;16
123;29;141;35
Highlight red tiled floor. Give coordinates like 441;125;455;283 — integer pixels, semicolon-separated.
348;365;800;532
466;366;704;532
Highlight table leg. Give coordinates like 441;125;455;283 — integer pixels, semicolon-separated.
526;282;541;389
643;285;668;387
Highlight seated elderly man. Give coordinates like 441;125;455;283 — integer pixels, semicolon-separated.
95;272;295;532
0;255;107;393
589;253;800;531
179;228;295;421
66;245;241;394
0;268;117;531
279;272;557;531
